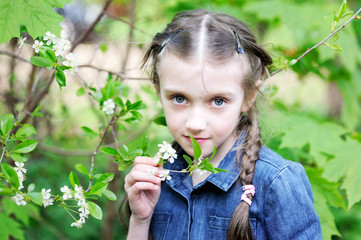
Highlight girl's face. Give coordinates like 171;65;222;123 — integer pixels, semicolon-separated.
158;53;250;163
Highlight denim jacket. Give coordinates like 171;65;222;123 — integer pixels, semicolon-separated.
150;139;322;239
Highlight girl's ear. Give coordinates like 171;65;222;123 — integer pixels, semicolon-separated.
241;80;262;112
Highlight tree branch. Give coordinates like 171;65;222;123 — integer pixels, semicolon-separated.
70;0;113;52
0;50;31;63
78;64;148;81
271;7;361;77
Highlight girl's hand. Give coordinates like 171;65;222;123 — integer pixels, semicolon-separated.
124;156;162;223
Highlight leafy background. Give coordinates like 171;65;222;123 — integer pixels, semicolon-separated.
0;0;361;239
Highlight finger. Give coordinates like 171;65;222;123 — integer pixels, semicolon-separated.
124;168;161;189
134;156;158;166
126;181;160;196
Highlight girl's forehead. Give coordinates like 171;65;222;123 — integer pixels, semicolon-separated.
158;53;250;87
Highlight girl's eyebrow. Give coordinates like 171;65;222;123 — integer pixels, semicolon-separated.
162;88;238;98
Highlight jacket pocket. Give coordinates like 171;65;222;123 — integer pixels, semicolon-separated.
150;212;171;240
207;215;231;239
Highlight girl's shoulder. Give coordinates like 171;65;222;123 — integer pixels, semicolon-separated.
254;146;309;186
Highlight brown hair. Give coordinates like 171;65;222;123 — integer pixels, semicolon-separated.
123;9;273;239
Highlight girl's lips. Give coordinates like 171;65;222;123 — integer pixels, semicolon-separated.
185;136;209;144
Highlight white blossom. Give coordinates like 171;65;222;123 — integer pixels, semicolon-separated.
74;184;84;200
63;52;78;67
43;31;56;45
41;188;54;207
102;99;116;115
32;40;44;53
14;162;27;174
43;197;54;207
41;188;51;199
17;36;27;48
60;185;73;200
12;192;26;206
70;220;84;228
79;207;89;218
159;169;171;181
156;141;177;163
52;40;64;56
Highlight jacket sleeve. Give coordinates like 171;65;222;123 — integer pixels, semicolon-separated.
263;162;322;239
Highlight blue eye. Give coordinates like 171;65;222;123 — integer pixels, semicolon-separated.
212;98;225;107
172;96;186;104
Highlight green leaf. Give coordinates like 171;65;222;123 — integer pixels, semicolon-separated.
8;153;23;162
322;137;361;208
117;160;133;171
307;168;342;239
103;189;117;201
75;164;89;176
15;124;37;139
335;0;347;21
88;201;102;220
31;104;43;117
0;184;14;196
55;68;66;87
12;139;38;153
69;171;79;187
279;114;361;208
0;113;14;136
190;136;202;161
88;182;108;196
27;183;35;193
0;0;71;44
153;116;167;126
0;212;24;240
100;147;120;158
30;56;53;67
324;43;343;52
214;168;230;173
44;49;56;63
130;111;143;121
1;163;20;188
96;173;114;184
114;97;125;109
76;87;85;96
27;192;42;206
80;126;99;139
183;155;193;165
128;101;146;111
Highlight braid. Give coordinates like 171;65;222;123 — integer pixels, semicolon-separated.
227;105;261;240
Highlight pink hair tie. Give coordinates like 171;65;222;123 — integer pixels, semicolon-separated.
241;185;255;206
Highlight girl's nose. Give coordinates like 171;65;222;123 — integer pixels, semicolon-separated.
185;116;206;132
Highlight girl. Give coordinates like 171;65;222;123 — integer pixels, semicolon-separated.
124;9;322;240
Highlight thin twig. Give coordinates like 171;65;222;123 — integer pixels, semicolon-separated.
78;64;149;80
271;7;361;77
70;0;112;52
0;142;6;164
87;115;116;191
108;16;153;38
0;50;31;63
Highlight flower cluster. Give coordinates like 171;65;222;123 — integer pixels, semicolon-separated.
149;141;178;181
154;141;177;165
13;161;26;190
41;188;54;207
159;169;172;181
63;52;78;74
60;184;90;228
102;99;115;115
12;192;26;206
22;31;78;74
